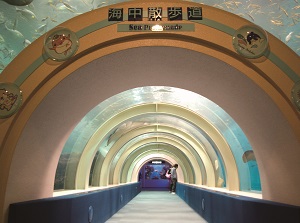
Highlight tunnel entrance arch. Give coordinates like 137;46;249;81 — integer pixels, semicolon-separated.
0;1;299;222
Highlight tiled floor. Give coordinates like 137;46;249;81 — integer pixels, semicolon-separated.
106;191;207;223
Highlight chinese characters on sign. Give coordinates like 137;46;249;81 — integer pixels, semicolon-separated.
128;8;143;21
148;7;162;21
108;8;123;21
108;7;203;21
168;7;182;21
187;7;202;20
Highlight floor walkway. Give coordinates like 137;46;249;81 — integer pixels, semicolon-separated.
106;190;207;223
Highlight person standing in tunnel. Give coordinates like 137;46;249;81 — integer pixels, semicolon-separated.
169;164;178;194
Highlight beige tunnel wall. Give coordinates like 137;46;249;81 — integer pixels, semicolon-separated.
0;1;299;222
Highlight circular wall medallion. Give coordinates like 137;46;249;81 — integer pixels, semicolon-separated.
291;81;300;111
0;82;22;118
232;25;268;59
44;27;79;61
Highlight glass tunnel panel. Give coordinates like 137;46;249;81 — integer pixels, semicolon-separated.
89;115;226;188
54;86;261;192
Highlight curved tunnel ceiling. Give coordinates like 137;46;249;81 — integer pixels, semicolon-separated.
56;86;261;193
0;0;299;74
